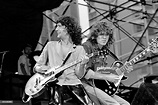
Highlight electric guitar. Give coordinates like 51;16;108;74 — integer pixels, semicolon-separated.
23;51;98;103
93;37;158;96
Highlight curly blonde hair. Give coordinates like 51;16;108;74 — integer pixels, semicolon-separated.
88;21;114;49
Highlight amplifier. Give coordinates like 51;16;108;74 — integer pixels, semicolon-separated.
131;83;158;105
144;75;158;83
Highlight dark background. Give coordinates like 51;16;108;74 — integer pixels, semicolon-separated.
0;0;64;102
0;0;64;75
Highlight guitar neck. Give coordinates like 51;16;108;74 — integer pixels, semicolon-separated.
48;52;94;79
116;48;149;75
48;59;81;79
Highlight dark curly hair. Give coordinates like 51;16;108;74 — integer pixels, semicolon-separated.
88;21;114;49
56;16;82;45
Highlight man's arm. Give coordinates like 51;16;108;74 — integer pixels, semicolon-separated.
84;69;119;83
20;63;28;75
34;42;50;73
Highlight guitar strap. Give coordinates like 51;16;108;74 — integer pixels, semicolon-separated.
105;47;119;61
62;52;72;66
55;52;72;78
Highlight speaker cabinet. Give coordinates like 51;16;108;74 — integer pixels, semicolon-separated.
131;83;158;105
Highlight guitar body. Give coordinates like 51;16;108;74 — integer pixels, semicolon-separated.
93;79;119;96
24;73;55;103
93;61;124;96
25;73;46;97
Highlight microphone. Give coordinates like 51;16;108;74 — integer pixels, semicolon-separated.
0;51;9;54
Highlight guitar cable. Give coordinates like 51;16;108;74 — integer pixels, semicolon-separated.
82;69;104;105
92;78;104;105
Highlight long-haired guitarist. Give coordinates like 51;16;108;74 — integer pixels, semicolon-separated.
33;16;90;105
82;21;133;105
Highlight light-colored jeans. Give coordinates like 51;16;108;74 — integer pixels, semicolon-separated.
83;82;130;105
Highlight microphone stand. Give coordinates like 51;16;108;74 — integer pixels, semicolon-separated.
0;51;9;77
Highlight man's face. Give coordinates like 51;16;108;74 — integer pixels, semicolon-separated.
56;23;67;39
96;33;109;46
24;47;32;55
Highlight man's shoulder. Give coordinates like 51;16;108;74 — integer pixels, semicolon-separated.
19;54;26;59
75;45;84;50
18;55;26;62
82;41;95;50
83;40;92;46
46;41;58;46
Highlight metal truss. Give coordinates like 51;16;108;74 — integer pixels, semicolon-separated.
41;0;158;70
83;0;158;68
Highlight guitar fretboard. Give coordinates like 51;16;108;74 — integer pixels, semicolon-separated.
116;48;149;75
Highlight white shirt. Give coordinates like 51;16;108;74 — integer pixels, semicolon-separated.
18;54;31;76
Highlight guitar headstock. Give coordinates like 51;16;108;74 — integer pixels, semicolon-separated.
148;37;158;53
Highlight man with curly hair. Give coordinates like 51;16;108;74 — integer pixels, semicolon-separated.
82;21;132;105
34;16;89;105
